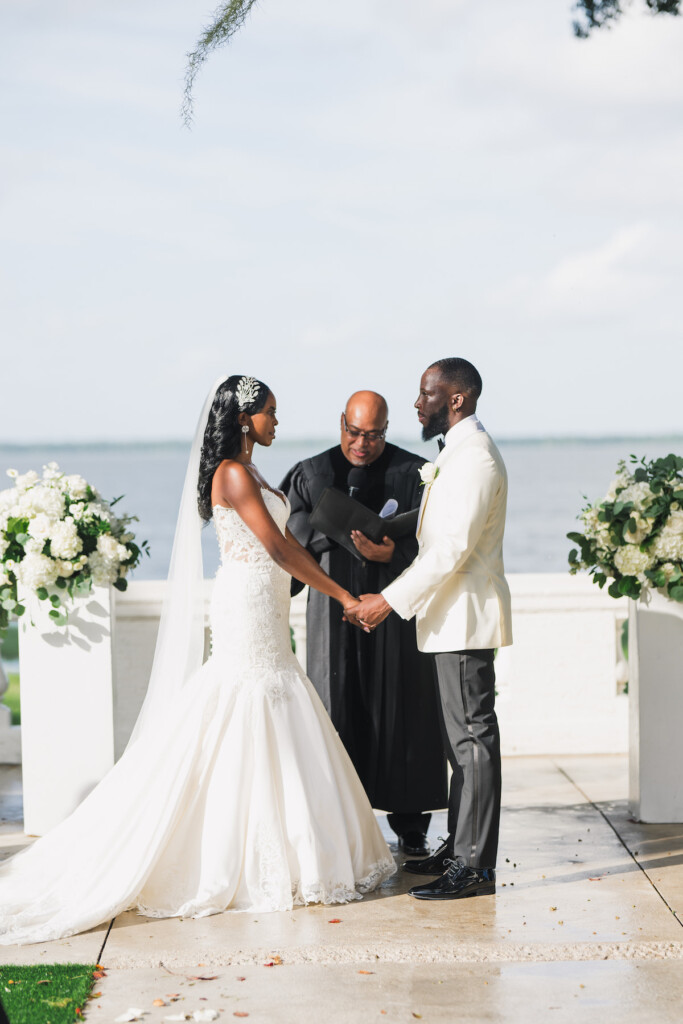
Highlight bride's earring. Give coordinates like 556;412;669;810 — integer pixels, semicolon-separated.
242;424;249;455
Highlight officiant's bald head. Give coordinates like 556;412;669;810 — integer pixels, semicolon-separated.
340;391;389;467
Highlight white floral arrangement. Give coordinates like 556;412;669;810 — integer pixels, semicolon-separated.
0;462;149;632
418;462;440;486
568;454;683;602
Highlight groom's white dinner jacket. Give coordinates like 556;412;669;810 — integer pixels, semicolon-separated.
382;415;512;653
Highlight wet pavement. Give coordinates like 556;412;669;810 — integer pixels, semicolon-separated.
1;755;682;1022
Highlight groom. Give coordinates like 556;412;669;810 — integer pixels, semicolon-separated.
349;357;512;900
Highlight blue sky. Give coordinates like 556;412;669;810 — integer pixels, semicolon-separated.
1;0;682;442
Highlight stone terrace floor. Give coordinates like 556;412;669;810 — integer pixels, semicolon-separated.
1;755;683;1023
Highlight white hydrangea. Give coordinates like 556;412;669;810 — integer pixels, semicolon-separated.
651;528;683;563
27;512;53;541
18;485;65;520
88;552;119;587
15;552;59;590
50;520;83;560
0;536;8;559
41;462;62;482
25;538;45;555
614;546;655;577
0;488;16;513
96;534;129;561
64;474;88;499
68;502;86;520
618;482;655;511
14;470;39;491
0;569;9;586
87;502;112;523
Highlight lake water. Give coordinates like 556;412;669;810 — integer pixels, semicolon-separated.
2;436;683;580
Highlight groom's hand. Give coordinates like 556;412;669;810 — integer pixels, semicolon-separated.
353;593;392;629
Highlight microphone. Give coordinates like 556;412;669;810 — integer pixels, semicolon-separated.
379;498;398;520
347;466;368;498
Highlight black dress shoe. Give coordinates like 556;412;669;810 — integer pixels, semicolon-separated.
397;831;430;856
409;861;496;900
402;839;451;875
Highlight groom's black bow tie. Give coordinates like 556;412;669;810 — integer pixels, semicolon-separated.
437;438;445;452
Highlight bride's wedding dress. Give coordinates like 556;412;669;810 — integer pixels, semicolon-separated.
0;488;395;945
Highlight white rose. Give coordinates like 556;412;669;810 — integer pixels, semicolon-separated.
65;474;88;500
623;512;653;546
665;510;683;535
0;570;9;586
614;546;655;577
55;559;75;578
69;502;85;520
15;552;59;590
27;512;53;541
50;520;83;560
0;536;7;559
25;538;45;555
419;462;439;486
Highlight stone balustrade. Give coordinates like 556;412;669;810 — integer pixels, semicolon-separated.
0;573;628;765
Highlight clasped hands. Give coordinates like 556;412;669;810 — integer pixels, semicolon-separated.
343;593;392;632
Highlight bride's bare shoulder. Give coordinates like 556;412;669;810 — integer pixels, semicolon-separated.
212;460;260;507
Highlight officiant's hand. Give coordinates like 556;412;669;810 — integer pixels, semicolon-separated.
350;530;395;563
351;593;392;630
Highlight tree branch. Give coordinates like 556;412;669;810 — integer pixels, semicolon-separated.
182;0;260;127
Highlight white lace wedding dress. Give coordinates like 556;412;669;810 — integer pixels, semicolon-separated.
0;489;395;945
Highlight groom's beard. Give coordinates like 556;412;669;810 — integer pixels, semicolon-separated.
421;402;450;441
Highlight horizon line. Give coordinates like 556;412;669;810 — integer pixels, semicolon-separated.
2;433;683;449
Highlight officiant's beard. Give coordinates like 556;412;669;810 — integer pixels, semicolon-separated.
421;402;450;442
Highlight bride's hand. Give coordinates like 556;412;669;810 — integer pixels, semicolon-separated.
342;595;371;632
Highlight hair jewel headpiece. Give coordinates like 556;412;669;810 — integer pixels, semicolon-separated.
235;375;261;410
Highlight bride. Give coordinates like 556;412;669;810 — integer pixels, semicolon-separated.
0;375;396;945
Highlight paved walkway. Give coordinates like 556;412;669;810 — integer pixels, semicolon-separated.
1;756;682;1022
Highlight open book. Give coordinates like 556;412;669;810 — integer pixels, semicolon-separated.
309;487;419;560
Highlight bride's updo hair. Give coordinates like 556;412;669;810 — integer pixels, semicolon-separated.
197;374;270;522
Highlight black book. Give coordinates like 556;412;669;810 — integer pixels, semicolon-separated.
309;487;419;560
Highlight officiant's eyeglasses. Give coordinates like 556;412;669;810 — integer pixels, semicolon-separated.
342;414;388;442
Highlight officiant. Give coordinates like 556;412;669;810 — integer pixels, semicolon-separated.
280;391;447;855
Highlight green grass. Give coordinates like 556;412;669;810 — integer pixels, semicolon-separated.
4;674;19;726
0;963;98;1024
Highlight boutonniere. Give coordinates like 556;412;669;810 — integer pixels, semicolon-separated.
419;462;440;487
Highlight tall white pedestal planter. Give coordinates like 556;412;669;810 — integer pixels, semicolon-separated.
628;591;683;822
19;586;115;836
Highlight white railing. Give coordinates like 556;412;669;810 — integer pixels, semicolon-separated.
0;573;628;764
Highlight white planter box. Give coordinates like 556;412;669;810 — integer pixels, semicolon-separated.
18;586;115;836
629;590;683;822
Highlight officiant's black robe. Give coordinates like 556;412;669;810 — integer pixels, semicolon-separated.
280;444;447;815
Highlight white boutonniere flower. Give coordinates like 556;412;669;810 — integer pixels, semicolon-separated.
419;462;440;486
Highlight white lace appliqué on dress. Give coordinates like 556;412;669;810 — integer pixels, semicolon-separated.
0;488;395;945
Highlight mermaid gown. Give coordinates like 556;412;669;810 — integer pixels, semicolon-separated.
0;489;395;945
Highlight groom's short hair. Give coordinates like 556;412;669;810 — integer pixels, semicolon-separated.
430;357;482;401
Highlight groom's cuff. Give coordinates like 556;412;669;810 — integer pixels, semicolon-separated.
381;581;414;621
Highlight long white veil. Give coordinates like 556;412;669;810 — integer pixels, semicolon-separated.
128;375;227;745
